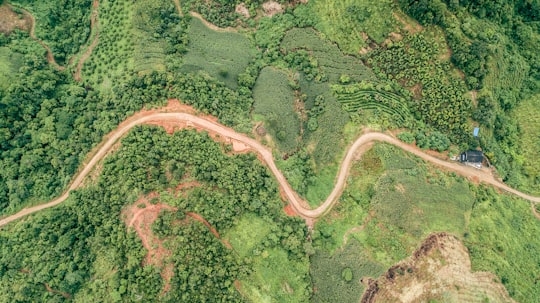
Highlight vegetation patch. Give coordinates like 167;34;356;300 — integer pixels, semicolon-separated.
310;239;384;303
225;213;273;258
0;46;22;90
367;31;472;141
299;74;350;167
512;94;540;194
242;247;311;303
181;17;254;89
293;0;397;53
333;80;413;127
281;27;375;83
0;127;311;301
253;67;300;153
83;0;135;88
13;0;93;64
464;187;540;302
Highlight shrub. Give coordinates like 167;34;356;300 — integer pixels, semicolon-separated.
397;132;415;144
342;267;353;282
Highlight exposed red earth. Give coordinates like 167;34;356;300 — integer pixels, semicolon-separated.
123;181;231;294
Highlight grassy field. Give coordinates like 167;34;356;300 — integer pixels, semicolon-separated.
181;17;254;89
131;0;167;74
281;27;375;83
224;213;272;258
294;0;397;54
299;74;350;164
512;94;540;194
0;47;22;90
310;239;384;303
240;247;310;303
464;187;540;302
253;67;300;153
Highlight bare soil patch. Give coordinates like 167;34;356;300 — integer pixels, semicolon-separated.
0;4;31;34
393;12;423;34
235;3;250;18
173;0;183;16
532;202;540;220
470;90;478;106
360;233;516;303
440;45;453;61
283;204;298;216
123;192;178;294
122;181;233;293
262;1;283;17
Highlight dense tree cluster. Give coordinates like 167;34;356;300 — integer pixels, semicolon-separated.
0;127;310;301
366;33;471;142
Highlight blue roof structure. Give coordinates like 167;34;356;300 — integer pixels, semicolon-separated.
473;127;480;137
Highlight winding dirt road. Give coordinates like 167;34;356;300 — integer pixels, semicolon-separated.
1;108;539;227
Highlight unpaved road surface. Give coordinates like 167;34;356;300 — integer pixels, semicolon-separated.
1;109;539;227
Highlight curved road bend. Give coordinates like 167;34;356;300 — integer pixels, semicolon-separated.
1;112;539;227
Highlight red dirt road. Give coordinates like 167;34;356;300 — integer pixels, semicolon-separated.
1;105;540;227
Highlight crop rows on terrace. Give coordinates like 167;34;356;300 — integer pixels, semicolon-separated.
334;83;412;125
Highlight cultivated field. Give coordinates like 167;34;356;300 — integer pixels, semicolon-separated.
181;17;254;89
253;67;300;153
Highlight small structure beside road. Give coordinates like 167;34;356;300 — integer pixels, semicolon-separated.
460;150;484;168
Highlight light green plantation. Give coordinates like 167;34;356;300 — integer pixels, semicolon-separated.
253;67;300;153
181;17;255;89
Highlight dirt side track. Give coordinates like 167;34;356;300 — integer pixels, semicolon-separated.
1;105;539;227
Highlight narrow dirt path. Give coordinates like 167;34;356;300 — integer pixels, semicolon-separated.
73;0;99;82
17;6;65;71
1;105;540;227
173;0;183;16
189;11;239;33
15;2;98;76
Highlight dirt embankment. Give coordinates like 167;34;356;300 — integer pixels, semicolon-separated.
361;233;516;303
0;4;31;34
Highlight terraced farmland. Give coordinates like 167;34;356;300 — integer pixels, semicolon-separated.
334;82;412;126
